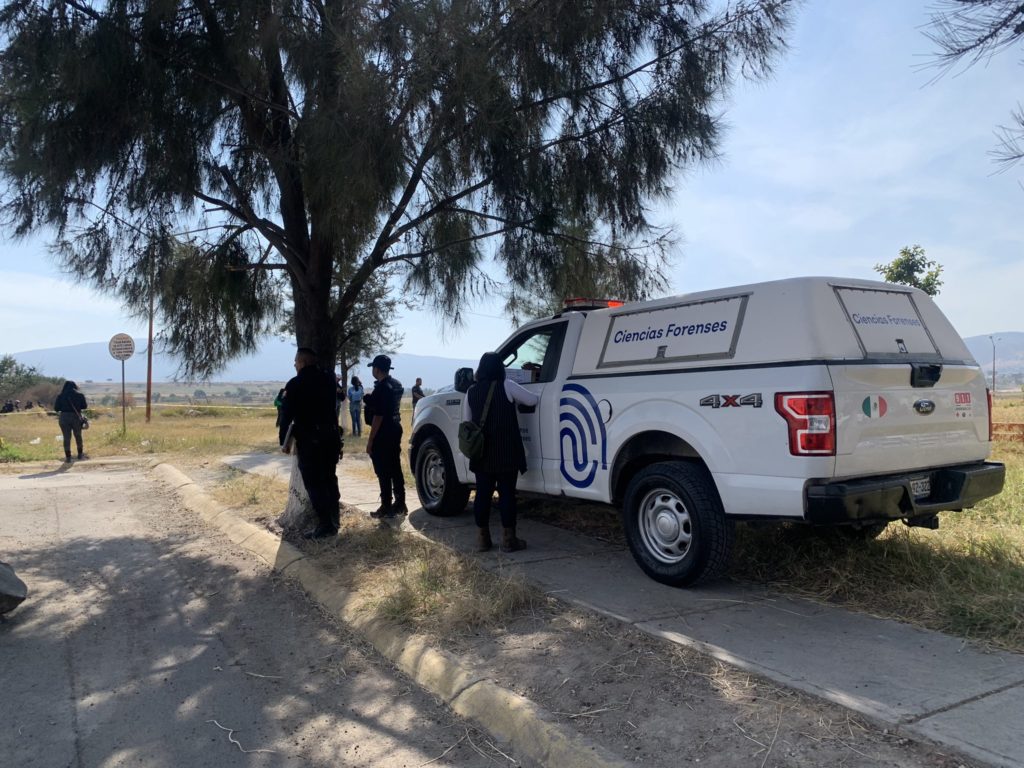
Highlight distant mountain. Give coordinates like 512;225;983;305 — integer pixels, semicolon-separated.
9;337;477;390
12;331;1024;388
963;333;1024;382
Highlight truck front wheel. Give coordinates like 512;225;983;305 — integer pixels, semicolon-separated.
622;462;734;587
414;435;471;517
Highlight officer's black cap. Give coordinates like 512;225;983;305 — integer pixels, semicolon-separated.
369;354;393;371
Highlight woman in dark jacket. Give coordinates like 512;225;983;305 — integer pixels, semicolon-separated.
54;380;88;462
462;352;539;552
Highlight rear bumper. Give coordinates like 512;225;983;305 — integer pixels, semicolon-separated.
804;461;1005;525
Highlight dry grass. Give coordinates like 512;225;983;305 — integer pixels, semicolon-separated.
993;392;1024;421
373;539;539;633
203;463;539;637
297;516;542;637
0;404;280;461
208;470;290;511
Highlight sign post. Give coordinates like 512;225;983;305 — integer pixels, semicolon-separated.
108;333;135;434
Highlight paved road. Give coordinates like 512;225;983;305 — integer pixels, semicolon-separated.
0;462;497;768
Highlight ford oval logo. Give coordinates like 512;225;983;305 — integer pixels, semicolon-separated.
914;399;936;415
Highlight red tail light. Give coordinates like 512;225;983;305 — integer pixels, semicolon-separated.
775;392;836;456
987;388;993;442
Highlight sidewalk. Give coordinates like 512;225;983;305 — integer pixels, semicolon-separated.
223;452;1024;768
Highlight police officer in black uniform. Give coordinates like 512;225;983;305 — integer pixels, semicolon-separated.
366;354;407;518
279;347;342;538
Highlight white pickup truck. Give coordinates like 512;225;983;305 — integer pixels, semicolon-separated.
409;277;1005;586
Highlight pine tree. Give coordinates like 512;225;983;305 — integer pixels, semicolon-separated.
927;1;1024;169
0;0;794;377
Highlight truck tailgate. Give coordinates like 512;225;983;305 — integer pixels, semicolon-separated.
830;363;990;477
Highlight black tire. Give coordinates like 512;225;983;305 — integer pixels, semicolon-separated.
621;461;734;587
414;434;470;516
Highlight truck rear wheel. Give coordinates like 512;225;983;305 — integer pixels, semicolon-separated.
414;435;470;517
621;462;733;587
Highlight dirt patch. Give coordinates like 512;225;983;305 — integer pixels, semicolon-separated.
444;611;971;767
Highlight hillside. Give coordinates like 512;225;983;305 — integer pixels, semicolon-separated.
9;332;1024;388
9;336;477;390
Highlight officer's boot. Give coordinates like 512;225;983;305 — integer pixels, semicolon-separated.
476;527;493;552
501;527;526;553
392;493;408;516
370;503;393;519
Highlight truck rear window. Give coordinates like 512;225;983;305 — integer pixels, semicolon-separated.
834;287;938;358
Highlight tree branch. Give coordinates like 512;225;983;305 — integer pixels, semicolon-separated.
509;2;778;116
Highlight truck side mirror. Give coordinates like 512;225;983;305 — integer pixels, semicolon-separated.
454;367;474;393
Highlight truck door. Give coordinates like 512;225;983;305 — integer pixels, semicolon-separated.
497;321;568;493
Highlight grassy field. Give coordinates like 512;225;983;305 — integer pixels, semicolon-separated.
728;442;1024;651
0;404;282;462
1;397;1021;652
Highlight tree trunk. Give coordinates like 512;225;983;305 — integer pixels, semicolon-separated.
290;260;336;366
276;453;316;533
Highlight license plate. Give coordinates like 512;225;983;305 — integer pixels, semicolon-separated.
910;476;931;499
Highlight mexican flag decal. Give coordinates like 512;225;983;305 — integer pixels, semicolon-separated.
862;395;888;418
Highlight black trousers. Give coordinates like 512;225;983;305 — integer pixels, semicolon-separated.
473;470;518;529
58;412;83;458
370;432;405;509
296;441;340;532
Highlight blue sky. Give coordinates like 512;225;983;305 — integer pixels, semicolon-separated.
2;0;1022;362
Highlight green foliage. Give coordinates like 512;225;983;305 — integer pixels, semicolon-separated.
506;221;668;321
0;436;26;462
0;0;795;377
874;245;944;296
0;354;61;400
147;239;281;379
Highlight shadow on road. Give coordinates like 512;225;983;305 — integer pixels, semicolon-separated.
0;522;488;767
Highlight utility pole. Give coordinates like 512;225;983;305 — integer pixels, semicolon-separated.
988;335;998;392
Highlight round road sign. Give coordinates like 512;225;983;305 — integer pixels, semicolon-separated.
108;333;136;361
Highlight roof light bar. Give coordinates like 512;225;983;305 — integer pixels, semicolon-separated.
562;297;624;311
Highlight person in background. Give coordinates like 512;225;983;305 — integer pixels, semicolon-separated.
462;352;538;552
410;377;425;426
273;387;285;427
366;354;407;518
54;381;88;463
347;376;364;437
335;374;346;423
278;348;342;539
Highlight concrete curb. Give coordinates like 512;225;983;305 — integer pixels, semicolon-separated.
149;460;629;768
